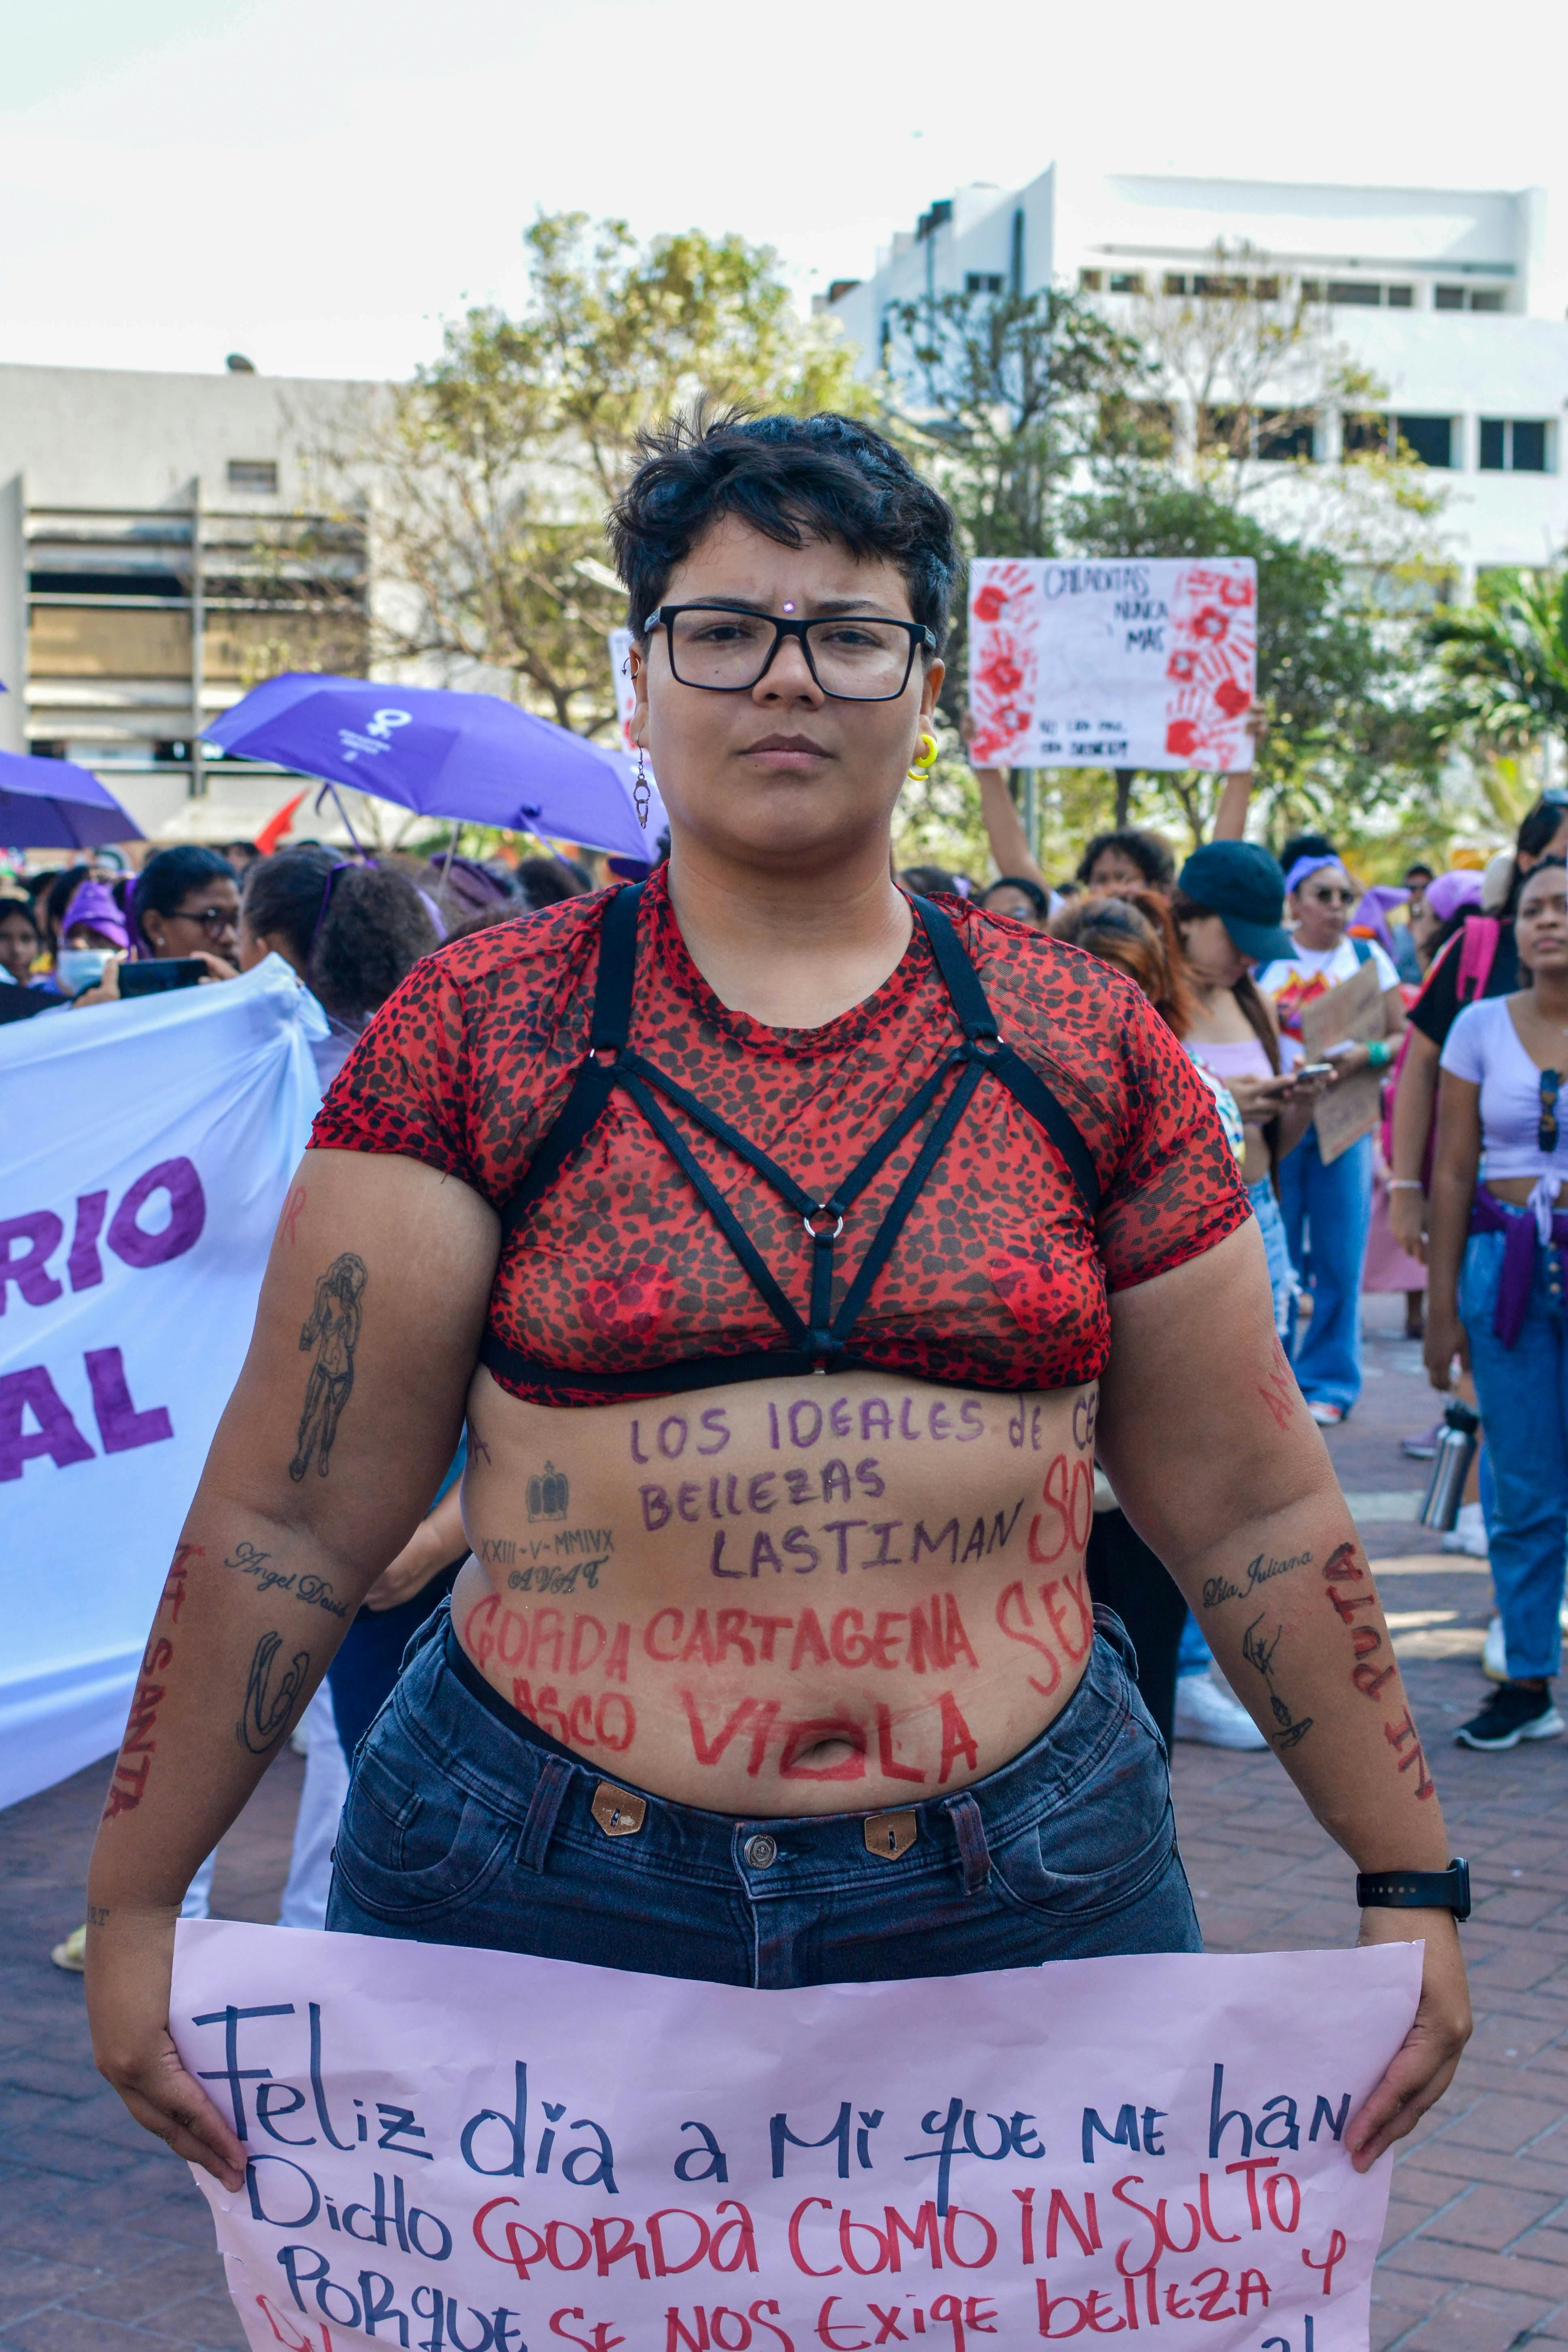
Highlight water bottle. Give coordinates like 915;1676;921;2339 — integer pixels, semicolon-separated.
1418;1401;1480;1533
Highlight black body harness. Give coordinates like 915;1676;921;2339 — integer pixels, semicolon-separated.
477;884;1102;1399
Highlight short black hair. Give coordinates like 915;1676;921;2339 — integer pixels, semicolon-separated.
1076;827;1175;891
609;409;958;647
0;894;39;934
130;845;237;947
1402;861;1435;884
1279;830;1338;872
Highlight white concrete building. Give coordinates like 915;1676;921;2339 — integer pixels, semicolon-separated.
0;363;370;843
824;170;1568;574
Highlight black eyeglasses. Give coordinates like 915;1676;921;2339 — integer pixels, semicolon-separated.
643;604;937;702
173;904;239;933
1541;1069;1561;1155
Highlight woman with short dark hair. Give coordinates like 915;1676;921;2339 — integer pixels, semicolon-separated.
1077;826;1176;897
91;409;1468;2192
130;845;240;973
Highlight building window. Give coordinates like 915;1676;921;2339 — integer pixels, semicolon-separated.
227;459;278;495
1327;280;1381;306
1386;284;1413;307
1299;280;1322;300
1163;272;1189;296
1342;413;1455;467
1395;415;1453;467
1078;269;1104;292
1256;412;1315;461
964;272;1004;295
1435;284;1506;312
1480;418;1552;472
1108;271;1145;293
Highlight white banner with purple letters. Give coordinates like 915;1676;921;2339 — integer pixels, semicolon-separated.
0;956;324;1809
174;1919;1420;2352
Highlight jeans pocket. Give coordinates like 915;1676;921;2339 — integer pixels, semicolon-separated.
335;1729;511;1921
988;1711;1177;1925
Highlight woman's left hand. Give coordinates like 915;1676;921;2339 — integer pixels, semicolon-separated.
1345;1907;1473;2170
1326;1041;1371;1078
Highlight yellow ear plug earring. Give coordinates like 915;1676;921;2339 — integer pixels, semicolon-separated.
907;732;940;781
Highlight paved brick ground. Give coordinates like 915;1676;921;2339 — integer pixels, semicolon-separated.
4;1295;1567;2350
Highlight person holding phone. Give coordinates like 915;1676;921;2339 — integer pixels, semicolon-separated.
1256;853;1406;1425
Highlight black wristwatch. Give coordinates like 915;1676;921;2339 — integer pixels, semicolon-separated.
1356;1858;1470;1922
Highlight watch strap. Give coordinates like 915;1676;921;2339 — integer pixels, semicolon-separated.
1356;1858;1471;1922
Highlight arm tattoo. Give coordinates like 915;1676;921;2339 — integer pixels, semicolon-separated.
236;1630;311;1756
1241;1608;1316;1751
289;1252;366;1482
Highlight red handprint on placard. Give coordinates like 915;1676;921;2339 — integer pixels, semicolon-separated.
968;560;1041;763
1163;561;1256;766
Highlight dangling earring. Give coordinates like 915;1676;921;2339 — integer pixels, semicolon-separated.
907;731;940;781
633;739;651;830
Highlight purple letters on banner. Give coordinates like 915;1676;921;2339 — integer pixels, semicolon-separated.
0;1214;66;1313
106;1160;206;1269
86;1348;174;1455
0;1367;96;1482
68;1191;109;1292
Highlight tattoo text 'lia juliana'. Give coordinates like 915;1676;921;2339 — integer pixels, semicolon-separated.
290;1252;365;1483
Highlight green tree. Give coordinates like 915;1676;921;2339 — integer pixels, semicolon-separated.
1064;476;1443;852
316;212;863;735
1427;569;1568;771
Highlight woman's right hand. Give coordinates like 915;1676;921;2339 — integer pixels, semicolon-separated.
1389;1184;1428;1260
85;1904;247;2189
1424;1307;1468;1393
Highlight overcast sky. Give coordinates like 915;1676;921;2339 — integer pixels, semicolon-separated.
3;0;1565;382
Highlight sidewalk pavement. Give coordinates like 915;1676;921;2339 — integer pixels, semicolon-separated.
3;1297;1567;2351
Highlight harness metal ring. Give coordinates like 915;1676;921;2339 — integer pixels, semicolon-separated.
804;1206;845;1241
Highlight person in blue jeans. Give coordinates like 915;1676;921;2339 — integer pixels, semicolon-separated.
1258;853;1406;1423
1426;855;1568;1749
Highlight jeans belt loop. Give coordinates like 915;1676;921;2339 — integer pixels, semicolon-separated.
516;1755;574;1873
943;1791;991;1898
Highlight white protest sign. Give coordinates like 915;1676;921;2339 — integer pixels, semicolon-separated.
174;1919;1418;2352
968;560;1257;774
0;957;324;1810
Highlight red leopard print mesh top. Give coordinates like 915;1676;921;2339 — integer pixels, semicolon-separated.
310;872;1251;1405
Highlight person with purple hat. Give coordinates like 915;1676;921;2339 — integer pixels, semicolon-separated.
54;877;132;999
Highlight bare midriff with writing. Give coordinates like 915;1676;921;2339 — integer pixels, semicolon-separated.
453;1369;1099;1815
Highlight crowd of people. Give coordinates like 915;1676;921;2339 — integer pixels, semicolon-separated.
912;760;1568;1760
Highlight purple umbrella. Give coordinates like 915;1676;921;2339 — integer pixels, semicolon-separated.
203;673;664;859
0;750;144;850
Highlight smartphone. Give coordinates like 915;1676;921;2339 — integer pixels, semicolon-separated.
120;958;206;997
1296;1061;1336;1079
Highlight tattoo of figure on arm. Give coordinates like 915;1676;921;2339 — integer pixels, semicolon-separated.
236;1631;311;1756
1240;1609;1316;1750
289;1252;366;1482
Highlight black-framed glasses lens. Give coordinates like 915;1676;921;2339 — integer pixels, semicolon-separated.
1540;1069;1561;1154
667;609;918;700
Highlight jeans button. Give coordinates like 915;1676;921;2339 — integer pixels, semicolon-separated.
745;1833;778;1870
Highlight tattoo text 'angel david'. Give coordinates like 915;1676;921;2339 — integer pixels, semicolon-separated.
289;1252;366;1482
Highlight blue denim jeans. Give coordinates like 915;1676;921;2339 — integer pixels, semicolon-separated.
1461;1219;1568;1679
1279;1127;1372;1413
1250;1176;1299;1344
326;1604;1202;1984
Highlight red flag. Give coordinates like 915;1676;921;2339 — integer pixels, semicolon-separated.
255;789;308;856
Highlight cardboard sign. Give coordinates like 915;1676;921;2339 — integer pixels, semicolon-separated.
173;1919;1419;2352
968;560;1257;773
1299;962;1385;1166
